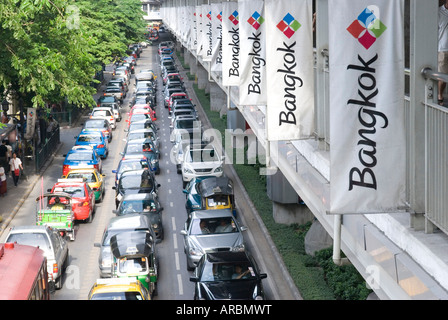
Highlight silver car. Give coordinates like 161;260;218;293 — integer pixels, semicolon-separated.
180;209;247;271
5;225;70;290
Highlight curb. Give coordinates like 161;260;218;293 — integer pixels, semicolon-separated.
0;142;63;237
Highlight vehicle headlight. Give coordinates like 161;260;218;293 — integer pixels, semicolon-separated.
152;223;158;229
101;259;111;268
231;243;245;252
191;204;201;209
151;159;158;165
214;167;223;173
184;167;193;174
116;194;122;201
188;245;203;256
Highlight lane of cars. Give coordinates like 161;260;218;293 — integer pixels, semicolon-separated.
3;37;269;300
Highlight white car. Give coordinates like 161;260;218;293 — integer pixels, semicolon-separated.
90;107;116;129
5;225;70;290
181;142;224;187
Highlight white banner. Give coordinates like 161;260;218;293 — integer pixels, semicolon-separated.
211;3;223;72
24;108;37;140
196;5;203;56
222;1;240;86
265;0;314;141
238;0;267;105
202;5;213;61
190;6;197;51
329;0;406;214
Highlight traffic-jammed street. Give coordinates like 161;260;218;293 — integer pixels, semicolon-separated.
0;32;300;301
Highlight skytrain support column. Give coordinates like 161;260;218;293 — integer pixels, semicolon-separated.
267;170;314;225
210;82;226;114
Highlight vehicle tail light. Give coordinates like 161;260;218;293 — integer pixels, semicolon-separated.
110;116;114;122
103;93;107;96
94;164;99;171
53;263;59;274
97;144;105;148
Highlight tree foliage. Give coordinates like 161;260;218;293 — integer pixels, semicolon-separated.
0;0;146;109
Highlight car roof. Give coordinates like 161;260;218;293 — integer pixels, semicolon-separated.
7;225;50;233
110;231;154;259
107;213;152;230
122;193;157;201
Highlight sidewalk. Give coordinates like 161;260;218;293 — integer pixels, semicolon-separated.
0;65;114;235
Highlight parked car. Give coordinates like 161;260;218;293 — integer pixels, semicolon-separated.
164;87;186;108
181;142;224;187
180;209;247;270
170;117;201;142
171;129;203;174
94;214;156;278
5;225;70;290
189;251;267;300
126;128;160;150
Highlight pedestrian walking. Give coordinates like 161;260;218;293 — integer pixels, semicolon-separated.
0;140;7;172
0;165;7;196
9;152;23;187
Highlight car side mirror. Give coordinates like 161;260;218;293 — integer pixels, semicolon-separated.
182;189;188;194
112;210;118;214
112;186;116;190
47;188;52;192
189;276;199;282
180;230;187;236
112;170;117;173
259;273;268;279
157;184;161;188
94;243;101;248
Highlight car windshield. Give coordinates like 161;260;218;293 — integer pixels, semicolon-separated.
125;143;155;154
175;120;200;129
66;172;96;183
91;291;144;300
118;160;148;174
6;233;51;252
200;262;256;282
188;148;219;162
54;186;85;197
131;114;151;122
85;120;106;129
190;217;236;235
129;122;153;131
92;110;111;117
119;199;157;214
78;134;102;143
66;152;93;161
128;131;155;141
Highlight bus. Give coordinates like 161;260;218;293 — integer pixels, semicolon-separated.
0;242;50;300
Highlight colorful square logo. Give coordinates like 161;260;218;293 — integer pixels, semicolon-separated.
217;11;222;22
276;13;301;39
247;11;264;30
347;7;387;49
206;11;212;20
228;10;239;26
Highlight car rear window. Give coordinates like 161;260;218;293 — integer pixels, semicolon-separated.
66;152;93;161
6;233;51;251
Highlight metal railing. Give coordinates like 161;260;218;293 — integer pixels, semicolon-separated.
421;67;448;234
34;126;60;173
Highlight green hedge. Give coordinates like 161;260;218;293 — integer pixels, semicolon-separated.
183;53;371;300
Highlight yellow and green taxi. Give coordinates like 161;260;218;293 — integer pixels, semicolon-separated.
88;278;151;300
62;166;106;202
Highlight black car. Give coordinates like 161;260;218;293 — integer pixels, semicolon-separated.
190;251;267;300
112;169;160;208
113;193;164;242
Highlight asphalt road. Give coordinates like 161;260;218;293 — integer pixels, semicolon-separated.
0;33;302;301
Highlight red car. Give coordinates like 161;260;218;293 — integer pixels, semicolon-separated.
129;104;156;120
126;112;156;129
49;179;96;223
168;92;189;112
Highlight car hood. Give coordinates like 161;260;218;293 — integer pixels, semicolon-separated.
189;233;244;252
198;280;259;300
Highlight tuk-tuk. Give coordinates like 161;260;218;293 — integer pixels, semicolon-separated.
185;177;236;216
36;192;76;241
110;231;158;298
